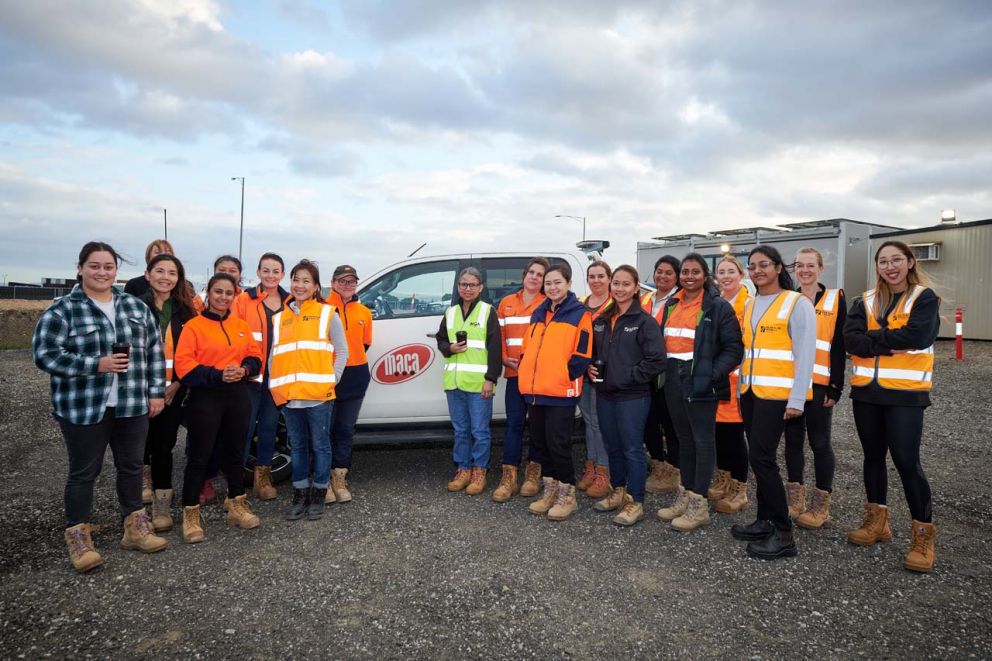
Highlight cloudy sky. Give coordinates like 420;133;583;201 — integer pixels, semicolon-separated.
1;1;990;286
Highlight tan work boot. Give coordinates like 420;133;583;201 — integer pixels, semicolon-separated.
324;484;338;504
465;468;487;495
120;509;167;553
547;483;578;521
714;479;750;513
447;468;472;492
252;466;278;501
332;468;352;503
64;523;102;572
141;465;153;504
528;477;559;515
613;494;645;526
645;460;666;494
786;481;806;519
491;465;519;503
671;491;711;531
594;485;626;512
847;503;893;546
520;461;542;497
151;489;173;532
659;462;681;492
658;487;690;522
183;505;205;544
796;488;832;529
904;520;937;573
585;466;611;498
225;494;261;529
707;469;732;501
576;460;595;491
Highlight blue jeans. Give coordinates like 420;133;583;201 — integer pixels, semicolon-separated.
501;377;541;466
244;382;280;466
330;395;364;469
446;389;493;469
578;383;610;465
597;394;651;502
285;401;333;489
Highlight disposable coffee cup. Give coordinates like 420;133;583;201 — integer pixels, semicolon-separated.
112;341;131;357
592;359;606;383
455;331;468;344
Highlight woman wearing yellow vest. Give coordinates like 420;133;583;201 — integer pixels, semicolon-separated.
783;248;846;529
655;254;743;531
270;260;348;521
436;267;502;495
575;260;613;498
138;254;198;532
641;255;682;494
844;241;939;573
730;245;816;560
712;255;751;514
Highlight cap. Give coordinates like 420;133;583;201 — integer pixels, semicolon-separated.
332;265;358;280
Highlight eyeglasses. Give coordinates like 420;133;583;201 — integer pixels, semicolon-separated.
458;282;481;289
747;261;774;271
335;278;358;286
877;258;907;268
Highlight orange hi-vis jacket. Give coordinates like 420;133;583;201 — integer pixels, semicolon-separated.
812;288;842;386
232;286;291;383
174;311;263;386
850;286;934;391
519;292;593;404
163;324;177;387
498;289;546;378
662;290;703;361
326;291;372;367
740;290;813;401
268;300;337;406
717;287;751;423
640;289;678;324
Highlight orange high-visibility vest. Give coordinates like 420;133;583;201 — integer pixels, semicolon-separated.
498;290;546;378
662;292;703;362
850;286;934;391
163;324;176;387
268;299;337;406
811;288;841;386
716;287;751;423
740;290;813;401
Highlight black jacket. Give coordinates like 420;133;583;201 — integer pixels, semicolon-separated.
660;287;744;402
137;290;197;354
591;303;667;401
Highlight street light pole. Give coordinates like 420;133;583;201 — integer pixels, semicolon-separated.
232;177;245;262
163;208;167;240
554;214;587;241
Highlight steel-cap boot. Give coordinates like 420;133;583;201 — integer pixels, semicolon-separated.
285;488;309;521
645;460;666;494
491;465;519;503
612;494;645;526
447;469;472;492
585;466;611;499
796;488;832;529
746;524;798;560
657;487;689;522
904;520;936;573
520;462;542;497
671;491;711;531
707;469;732;502
253;466;277;501
141;465;154;504
594;486;626;512
576;460;595;491
715;479;750;514
120;509;167;553
847;503;893;546
307;488;326;521
152;488;174;532
547;483;578;521
786;481;807;519
183;505;205;544
332;468;352;503
65;523;102;572
465;467;487;495
225;494;261;529
528;477;559;515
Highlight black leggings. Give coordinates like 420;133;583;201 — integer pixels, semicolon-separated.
643;385;680;467
783;384;835;491
741;391;791;530
852;400;932;522
715;422;748;481
143;390;186;490
529;404;576;485
182;384;251;506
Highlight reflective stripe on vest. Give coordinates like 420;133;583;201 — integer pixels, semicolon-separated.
163;323;175;387
443;302;491;392
740;290;812;401
850;286;934;391
811;288;840;386
268;301;337;405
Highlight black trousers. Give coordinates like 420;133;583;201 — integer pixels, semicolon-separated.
529;404;576;485
143;390;186;490
56;408;147;526
643;385;680;467
740;391;791;530
783;384;835;491
715;422;748;481
852;401;932;522
664;367;717;495
182;384;251;506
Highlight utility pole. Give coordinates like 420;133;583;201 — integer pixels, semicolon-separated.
163;208;168;240
232;177;245;262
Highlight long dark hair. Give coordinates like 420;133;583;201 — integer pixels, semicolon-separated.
679;252;715;292
146;254;196;322
748;244;794;291
871;240;932;322
76;241;127;284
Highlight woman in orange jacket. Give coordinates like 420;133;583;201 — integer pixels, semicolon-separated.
231;252;289;500
518;262;593;521
174;273;263;543
575;260;613;498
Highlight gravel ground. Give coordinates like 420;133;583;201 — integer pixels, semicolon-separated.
1;342;990;659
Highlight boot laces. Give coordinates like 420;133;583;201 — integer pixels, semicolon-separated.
257;467;273;489
68;528;91;555
134;510;154;536
498;469;515;490
525;463;541;483
333;472;347;491
235;497;254;516
810;490;827;514
619;498;637;517
187;507;202;528
909;525;930;555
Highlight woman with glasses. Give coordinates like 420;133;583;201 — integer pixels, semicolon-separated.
436;268;502;495
844;241;939;573
730;245;816;560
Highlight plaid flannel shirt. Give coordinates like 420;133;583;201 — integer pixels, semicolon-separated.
33;285;166;425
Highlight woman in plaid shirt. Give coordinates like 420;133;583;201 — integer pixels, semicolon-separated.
33;241;169;572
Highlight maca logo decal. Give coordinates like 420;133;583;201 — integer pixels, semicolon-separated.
372;344;435;385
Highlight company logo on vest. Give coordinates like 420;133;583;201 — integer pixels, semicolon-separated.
372;344;435;385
